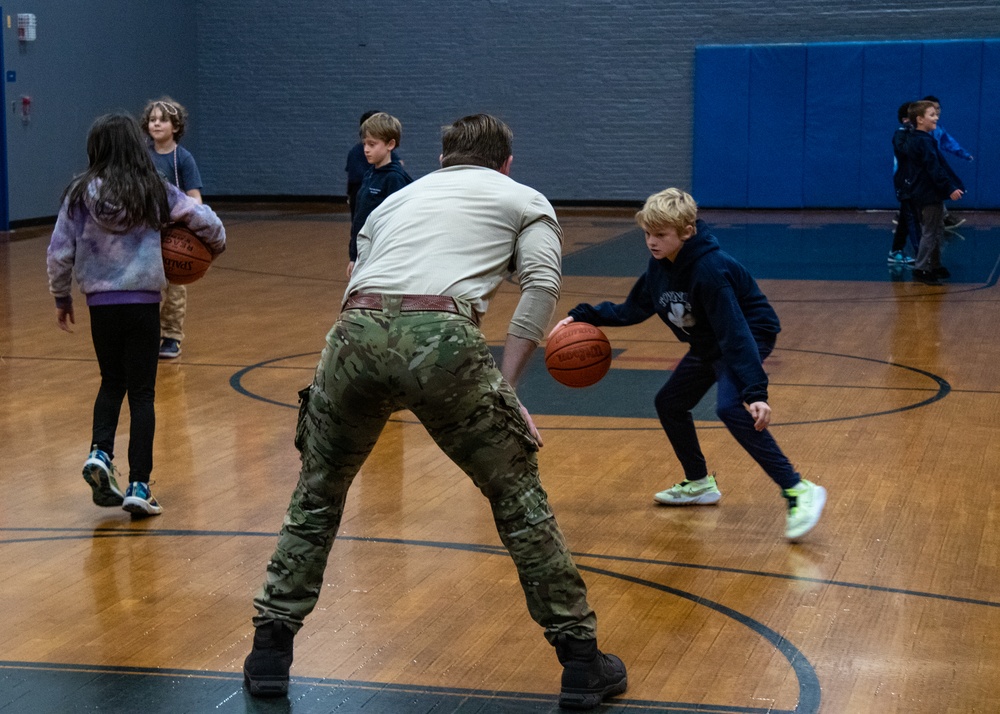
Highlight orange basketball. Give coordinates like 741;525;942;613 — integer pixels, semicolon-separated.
161;225;213;285
544;322;612;388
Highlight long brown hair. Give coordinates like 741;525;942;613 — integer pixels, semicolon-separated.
63;113;169;230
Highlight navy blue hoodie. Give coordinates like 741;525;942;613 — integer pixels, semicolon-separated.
349;157;413;260
897;129;964;208
569;220;780;404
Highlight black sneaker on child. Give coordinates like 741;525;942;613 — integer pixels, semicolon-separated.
933;266;951;279
243;621;295;697
554;635;627;710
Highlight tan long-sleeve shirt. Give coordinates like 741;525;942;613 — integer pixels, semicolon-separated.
347;165;563;344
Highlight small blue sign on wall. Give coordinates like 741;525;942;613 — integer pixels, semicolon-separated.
6;70;14;82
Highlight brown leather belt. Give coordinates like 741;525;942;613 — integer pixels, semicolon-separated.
343;293;478;325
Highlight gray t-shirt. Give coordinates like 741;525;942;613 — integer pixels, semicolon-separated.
149;145;203;192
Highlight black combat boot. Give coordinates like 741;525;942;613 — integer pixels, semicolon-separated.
243;620;295;697
554;635;628;710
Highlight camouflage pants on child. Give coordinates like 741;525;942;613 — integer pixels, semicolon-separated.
252;299;597;643
160;282;187;341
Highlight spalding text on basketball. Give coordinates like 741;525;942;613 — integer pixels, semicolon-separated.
164;257;195;271
554;345;607;363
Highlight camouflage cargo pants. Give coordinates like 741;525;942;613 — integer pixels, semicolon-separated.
160;282;187;341
252;297;597;643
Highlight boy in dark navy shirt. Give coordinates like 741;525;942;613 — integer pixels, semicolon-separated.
346;112;412;278
552;188;826;540
899;100;965;286
345;109;400;220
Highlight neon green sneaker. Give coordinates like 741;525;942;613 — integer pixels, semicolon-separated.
783;479;827;540
653;474;722;505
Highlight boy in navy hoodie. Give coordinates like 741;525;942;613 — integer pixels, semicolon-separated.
346;112;412;278
552;188;826;540
898;100;965;286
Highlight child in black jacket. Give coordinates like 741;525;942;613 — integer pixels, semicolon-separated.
346;112;412;278
898;100;965;285
552;188;826;540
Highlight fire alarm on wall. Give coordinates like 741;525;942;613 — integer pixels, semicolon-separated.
17;13;37;42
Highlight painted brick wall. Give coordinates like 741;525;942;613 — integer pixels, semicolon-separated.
195;0;1000;203
7;1;999;222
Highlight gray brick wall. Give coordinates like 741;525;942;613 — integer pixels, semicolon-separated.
194;0;1000;203
7;1;999;222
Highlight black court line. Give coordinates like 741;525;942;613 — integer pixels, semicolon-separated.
3;528;997;610
0;527;818;713
210;264;344;282
228;348;951;428
0;661;792;713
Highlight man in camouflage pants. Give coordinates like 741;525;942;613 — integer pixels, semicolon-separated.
243;114;626;711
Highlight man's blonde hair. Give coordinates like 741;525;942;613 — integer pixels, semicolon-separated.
635;188;698;233
361;112;402;146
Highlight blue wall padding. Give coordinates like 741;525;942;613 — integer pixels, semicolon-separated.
922;40;982;204
858;42;922;208
804;43;864;206
977;41;1000;208
748;45;807;207
693;46;750;207
695;39;997;208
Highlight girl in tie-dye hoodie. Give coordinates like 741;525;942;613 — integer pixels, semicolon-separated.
46;113;225;517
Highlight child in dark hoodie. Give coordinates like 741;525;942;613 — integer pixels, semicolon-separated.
47;113;226;516
898;100;965;286
346;112;412;278
551;188;826;540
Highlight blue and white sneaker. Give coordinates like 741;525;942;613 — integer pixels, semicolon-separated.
123;481;163;516
159;338;181;359
887;250;915;266
82;446;124;507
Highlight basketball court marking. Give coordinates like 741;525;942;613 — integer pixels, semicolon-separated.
228;347;951;427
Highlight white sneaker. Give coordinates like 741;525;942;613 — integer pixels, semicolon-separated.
654;474;722;505
783;479;826;539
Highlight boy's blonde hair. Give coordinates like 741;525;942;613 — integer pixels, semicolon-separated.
635;188;698;233
361;112;402;147
141;96;189;141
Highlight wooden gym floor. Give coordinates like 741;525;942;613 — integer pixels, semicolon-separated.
1;204;998;713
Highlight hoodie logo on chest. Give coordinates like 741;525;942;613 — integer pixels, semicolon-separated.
658;291;695;329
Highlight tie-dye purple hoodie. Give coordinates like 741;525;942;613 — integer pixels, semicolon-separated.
47;181;226;308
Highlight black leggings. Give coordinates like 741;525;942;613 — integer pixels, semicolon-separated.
89;303;160;482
